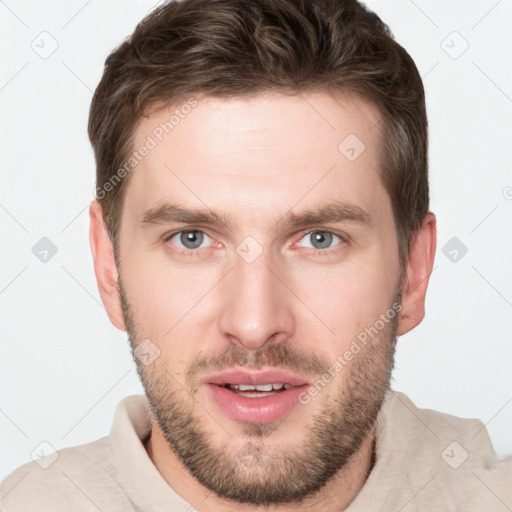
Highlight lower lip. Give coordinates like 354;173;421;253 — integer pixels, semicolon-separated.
205;384;308;424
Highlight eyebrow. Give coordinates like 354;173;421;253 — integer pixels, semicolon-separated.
140;200;372;230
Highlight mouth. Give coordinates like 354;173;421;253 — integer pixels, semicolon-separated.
203;368;311;424
221;382;293;398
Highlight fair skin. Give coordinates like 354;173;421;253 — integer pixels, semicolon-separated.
90;91;436;511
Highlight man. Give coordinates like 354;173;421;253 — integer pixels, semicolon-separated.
1;0;510;510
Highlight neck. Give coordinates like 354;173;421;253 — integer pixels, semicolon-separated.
145;421;377;512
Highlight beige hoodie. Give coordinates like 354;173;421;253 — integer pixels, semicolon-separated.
1;390;511;511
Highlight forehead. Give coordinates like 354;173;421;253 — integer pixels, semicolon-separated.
124;91;389;229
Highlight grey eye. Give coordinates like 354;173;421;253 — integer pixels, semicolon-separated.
168;230;210;250
310;231;333;249
298;231;342;251
180;230;204;249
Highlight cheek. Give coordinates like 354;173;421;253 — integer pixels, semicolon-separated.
289;255;397;346
120;252;221;355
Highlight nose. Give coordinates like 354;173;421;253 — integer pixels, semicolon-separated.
217;247;296;351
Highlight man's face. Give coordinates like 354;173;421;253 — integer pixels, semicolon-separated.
116;92;403;504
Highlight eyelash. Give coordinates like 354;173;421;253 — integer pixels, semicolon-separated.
163;228;348;257
294;230;348;256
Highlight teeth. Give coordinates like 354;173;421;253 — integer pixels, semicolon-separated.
227;383;294;391
238;384;272;391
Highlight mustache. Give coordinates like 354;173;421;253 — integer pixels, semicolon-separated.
186;343;331;390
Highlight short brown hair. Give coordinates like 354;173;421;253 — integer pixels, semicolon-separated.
88;0;429;268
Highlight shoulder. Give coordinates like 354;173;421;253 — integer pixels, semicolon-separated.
385;390;496;458
381;390;512;510
0;437;134;512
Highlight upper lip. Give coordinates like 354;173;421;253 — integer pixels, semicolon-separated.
203;367;311;387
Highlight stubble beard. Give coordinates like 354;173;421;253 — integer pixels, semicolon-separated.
119;277;399;506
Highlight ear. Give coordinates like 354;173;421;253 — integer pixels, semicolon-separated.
89;200;126;331
397;212;437;336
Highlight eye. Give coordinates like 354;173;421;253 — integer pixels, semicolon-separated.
166;229;213;251
297;230;344;251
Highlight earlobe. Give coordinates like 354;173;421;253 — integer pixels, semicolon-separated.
89;201;126;331
397;212;437;336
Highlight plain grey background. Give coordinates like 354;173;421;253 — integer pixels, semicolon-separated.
1;0;511;483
